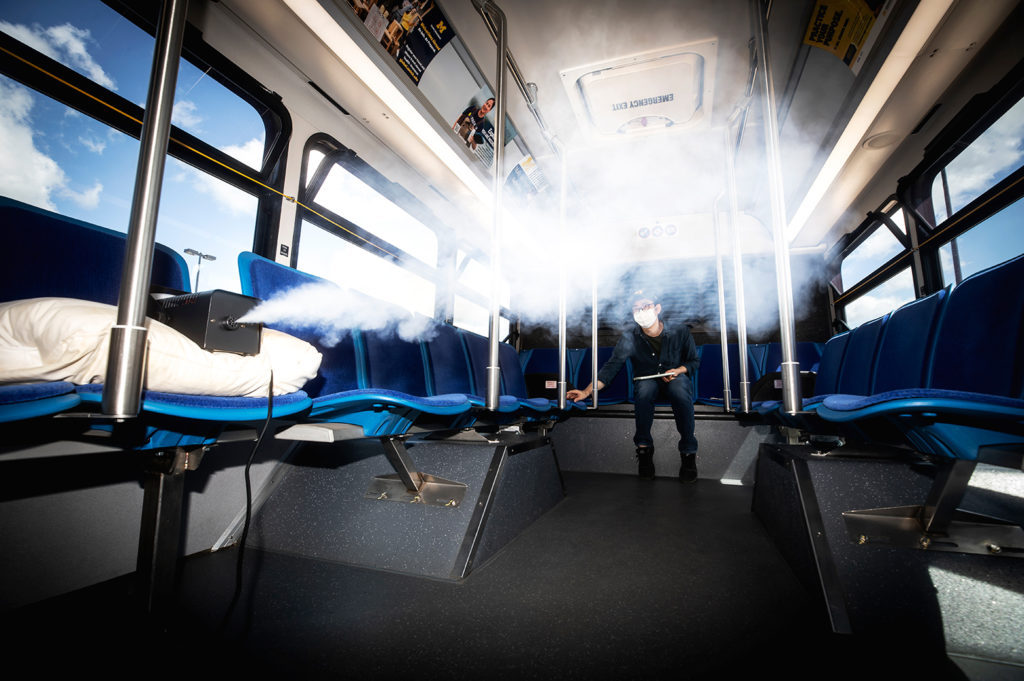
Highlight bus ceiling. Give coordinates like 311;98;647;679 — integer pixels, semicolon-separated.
224;0;1020;250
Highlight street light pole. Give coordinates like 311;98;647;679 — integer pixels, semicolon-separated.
184;248;216;291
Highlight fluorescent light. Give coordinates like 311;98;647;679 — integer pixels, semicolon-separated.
786;0;955;243
283;0;491;203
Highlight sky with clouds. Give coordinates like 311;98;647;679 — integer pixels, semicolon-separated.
0;0;266;292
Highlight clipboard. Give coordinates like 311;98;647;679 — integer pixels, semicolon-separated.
633;371;676;381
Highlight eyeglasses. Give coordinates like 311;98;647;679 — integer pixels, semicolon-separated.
632;303;655;313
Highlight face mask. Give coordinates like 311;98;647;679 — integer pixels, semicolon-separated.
633;308;657;329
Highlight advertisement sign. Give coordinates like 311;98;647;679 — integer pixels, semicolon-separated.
346;1;519;170
802;0;894;74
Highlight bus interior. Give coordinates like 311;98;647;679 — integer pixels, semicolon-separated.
0;0;1022;678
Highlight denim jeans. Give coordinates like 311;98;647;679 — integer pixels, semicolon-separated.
632;374;698;454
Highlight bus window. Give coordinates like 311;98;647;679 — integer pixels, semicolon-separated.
0;0;275;294
835;205;915;328
453;251;510;338
931;96;1024;223
928;95;1024;286
938;195;1024;285
297;221;436;317
842;267;915;328
838;210;906;293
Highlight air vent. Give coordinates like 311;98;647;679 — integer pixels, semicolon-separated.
561;40;717;140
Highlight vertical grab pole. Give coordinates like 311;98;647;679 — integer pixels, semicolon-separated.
557;143;569;410
724;123;752;412
103;0;189;417
474;0;508;411
713;194;732;413
752;0;802;415
591;269;599;409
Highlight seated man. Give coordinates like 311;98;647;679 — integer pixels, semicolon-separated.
568;289;700;481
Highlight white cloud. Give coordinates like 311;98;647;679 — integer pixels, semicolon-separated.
60;181;103;209
0;21;116;90
946;100;1024;209
170;138;264;217
0;80;66;210
221;137;265;169
172;100;202;133
79;136;106;154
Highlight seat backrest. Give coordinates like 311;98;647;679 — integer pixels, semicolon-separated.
929;254;1024;397
237;251;358;397
498;341;530;399
423;324;474;397
762;341;824;374
0;196;190;304
459;330;492;397
357;328;430;396
695;343;762;402
814;331;851;396
575;347;631;403
835;314;888;395
872;288;948;393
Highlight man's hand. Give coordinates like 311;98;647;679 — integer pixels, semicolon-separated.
662;367;686;382
567;389;589;401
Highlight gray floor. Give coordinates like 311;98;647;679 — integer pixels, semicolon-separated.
1;471;985;680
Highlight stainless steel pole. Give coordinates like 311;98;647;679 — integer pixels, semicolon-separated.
591;269;598;409
724;123;752;412
557;142;569;410
752;0;802;414
474;0;508;411
103;0;188;417
713;195;732;413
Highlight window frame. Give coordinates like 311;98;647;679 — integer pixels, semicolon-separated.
0;2;291;257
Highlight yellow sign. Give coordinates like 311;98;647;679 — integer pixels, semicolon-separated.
803;0;890;73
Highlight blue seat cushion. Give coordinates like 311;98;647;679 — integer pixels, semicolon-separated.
0;381;81;422
76;384;311;420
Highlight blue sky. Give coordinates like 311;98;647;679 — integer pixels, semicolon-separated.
0;0;266;293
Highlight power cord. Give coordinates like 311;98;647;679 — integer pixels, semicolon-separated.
221;371;274;633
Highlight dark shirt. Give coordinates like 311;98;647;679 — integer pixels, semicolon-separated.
597;321;700;386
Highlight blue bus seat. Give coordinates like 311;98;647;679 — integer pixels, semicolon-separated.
817;254;1024;462
761;341;823;375
0;196;189;306
695;343;762;408
574;347;631;405
0;196;190;425
0;382;81;423
458;329;554;418
754;331;850;420
237;252;471;438
520;346;585;408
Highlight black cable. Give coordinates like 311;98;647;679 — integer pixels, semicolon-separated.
221;371;274;633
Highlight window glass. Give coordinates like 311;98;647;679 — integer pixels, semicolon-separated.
454;296;510;339
0;72;257;293
0;0;269;293
842;267;915;328
298;221;435;317
311;163;437;267
939;194;1024;285
931;96;1024;223
838;217;905;294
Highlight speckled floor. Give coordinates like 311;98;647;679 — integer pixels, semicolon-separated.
2;472;982;680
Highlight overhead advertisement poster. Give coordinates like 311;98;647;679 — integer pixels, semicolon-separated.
802;0;894;75
346;1;519;170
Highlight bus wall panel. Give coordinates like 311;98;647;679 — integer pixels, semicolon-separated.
0;438;289;611
753;443;1024;666
551;415;778;484
248;437;564;581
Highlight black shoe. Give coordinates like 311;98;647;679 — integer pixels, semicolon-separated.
636;446;655;479
679;453;697;483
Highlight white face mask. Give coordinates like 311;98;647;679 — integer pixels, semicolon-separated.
633;307;658;329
